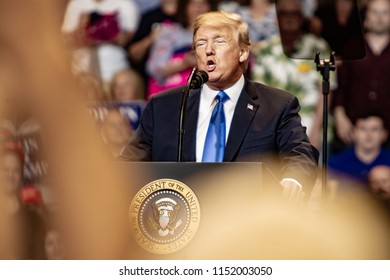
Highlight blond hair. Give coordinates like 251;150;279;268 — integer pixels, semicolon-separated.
110;69;145;101
193;11;251;49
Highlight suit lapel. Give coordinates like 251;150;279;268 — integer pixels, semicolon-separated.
182;89;200;161
224;83;260;161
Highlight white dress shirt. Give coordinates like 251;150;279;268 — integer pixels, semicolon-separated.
196;75;245;162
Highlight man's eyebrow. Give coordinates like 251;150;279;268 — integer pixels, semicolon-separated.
195;34;226;41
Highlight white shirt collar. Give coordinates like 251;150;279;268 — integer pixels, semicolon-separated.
201;75;245;106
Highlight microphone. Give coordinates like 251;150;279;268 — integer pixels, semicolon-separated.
190;70;208;89
178;68;208;161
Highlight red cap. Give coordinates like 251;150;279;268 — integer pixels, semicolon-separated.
19;184;43;205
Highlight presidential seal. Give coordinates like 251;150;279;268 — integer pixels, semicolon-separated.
129;179;201;254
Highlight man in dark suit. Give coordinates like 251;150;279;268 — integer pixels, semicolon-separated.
121;11;319;197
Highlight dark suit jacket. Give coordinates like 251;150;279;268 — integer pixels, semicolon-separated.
122;79;319;191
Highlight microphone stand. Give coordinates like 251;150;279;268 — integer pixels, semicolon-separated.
315;52;336;196
177;67;197;162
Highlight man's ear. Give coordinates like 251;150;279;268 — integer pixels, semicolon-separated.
239;47;250;63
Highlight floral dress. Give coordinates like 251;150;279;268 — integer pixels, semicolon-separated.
252;34;336;135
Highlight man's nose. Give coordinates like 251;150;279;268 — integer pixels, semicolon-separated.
205;43;215;55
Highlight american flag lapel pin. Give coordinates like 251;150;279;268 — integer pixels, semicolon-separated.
247;103;254;110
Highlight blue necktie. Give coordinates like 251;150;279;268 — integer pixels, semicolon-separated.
202;90;230;162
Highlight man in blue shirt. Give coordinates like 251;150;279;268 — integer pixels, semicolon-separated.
329;112;390;186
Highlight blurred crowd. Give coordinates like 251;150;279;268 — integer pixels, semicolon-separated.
1;0;390;259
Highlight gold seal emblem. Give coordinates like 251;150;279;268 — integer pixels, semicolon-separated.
129;179;201;254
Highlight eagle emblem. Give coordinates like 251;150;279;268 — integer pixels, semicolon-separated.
149;197;182;237
129;179;201;254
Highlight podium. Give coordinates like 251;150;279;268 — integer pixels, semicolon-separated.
117;161;280;259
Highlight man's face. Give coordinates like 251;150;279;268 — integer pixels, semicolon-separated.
0;152;23;194
186;0;211;24
353;117;388;151
365;0;390;35
194;25;249;90
277;1;304;34
112;73;137;102
369;166;390;200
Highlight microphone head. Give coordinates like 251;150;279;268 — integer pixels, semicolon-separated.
190;70;208;89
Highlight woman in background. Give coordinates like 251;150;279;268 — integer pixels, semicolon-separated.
146;0;217;98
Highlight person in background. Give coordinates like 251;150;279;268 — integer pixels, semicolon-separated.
44;228;64;260
368;164;390;204
309;0;365;59
121;11;319;199
1;0;136;260
218;0;246;12
236;0;278;54
1;141;25;217
76;72;107;103
252;0;334;149
133;0;161;15
110;68;145;102
1;142;26;259
0;141;47;259
331;0;390;152
61;0;140;85
86;69;145;133
99;108;133;158
145;0;217;98
328;112;390;186
127;0;178;93
109;69;146;130
300;0;319;18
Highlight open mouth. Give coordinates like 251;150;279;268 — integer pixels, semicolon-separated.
206;59;216;71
